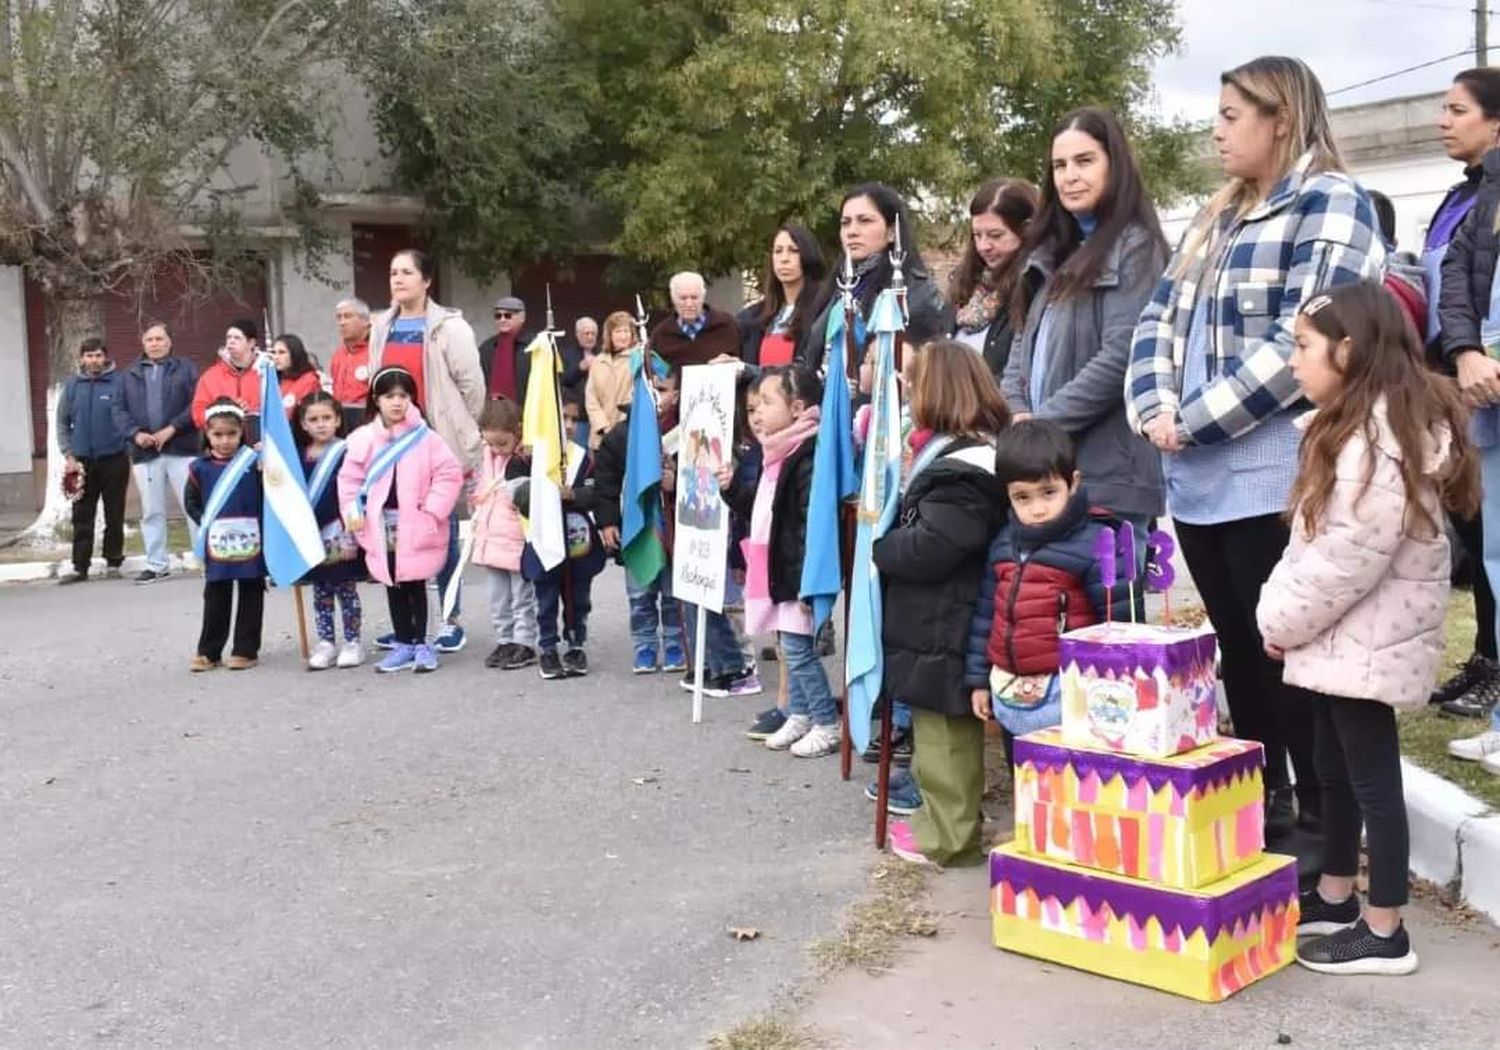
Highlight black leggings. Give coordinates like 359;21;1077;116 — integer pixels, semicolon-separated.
1298;687;1409;908
1450;507;1496;660
1175;514;1318;816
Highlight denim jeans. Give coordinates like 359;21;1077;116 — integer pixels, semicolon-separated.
535;563;593;653
780;629;837;726
132;454;196;572
626;568;684;654
681;571;746;676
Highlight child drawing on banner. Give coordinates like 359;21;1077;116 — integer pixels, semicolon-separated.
675;427;726;531
1258;282;1479;976
184;397;267;672
294;390;366;671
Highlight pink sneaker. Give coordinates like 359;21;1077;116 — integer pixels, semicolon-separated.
887;820;937;867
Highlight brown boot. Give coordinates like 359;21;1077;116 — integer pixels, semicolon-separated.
189;655;218;673
226;655;257;671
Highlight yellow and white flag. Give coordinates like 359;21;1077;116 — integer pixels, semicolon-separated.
521;333;567;571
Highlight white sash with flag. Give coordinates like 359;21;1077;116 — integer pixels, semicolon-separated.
349;423;429;521
192;445;259;562
306;439;347;505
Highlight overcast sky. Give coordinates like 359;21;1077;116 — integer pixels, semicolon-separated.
1152;0;1485;122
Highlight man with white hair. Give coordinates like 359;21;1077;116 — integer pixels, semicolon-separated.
330;297;372;429
648;271;741;372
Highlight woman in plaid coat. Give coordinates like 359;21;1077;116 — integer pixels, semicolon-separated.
1125;56;1386;844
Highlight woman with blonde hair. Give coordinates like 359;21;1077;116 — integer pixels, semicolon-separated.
584;310;639;449
1126;56;1386;843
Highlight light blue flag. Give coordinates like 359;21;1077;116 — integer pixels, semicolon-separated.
799;298;860;630
846;289;905;756
621;349;669;587
257;356;324;586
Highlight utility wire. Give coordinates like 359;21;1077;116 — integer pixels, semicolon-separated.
1326;47;1475;96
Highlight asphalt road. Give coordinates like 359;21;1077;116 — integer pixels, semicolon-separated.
0;566;871;1049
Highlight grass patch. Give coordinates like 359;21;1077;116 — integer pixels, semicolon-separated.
1396;590;1500;810
809;859;936;974
706;1019;821;1050
0;518;192;564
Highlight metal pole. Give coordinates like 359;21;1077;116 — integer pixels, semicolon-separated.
1480;0;1490;67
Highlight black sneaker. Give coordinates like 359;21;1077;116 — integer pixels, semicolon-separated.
1297;888;1361;936
539;651;565;680
503;646;537;671
746;707;787;741
680;671;730;698
1441;669;1500;719
485;643;518;669
1297;919;1418;975
1430;653;1496;706
861;726;913;767
562;648;588;677
134;569;168;585
58;571;88;585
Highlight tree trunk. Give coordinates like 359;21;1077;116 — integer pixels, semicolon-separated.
23;293;106;543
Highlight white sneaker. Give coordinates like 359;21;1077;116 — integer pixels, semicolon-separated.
1483;751;1500;777
308;640;337;671
1447;730;1500;762
791;722;841;758
336;641;363;668
765;713;812;751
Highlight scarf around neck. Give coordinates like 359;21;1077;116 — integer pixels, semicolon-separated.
956;275;1002;333
759;406;821;467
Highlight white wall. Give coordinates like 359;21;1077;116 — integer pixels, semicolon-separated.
442;263;510;338
273;220;356;363
0;266;34;477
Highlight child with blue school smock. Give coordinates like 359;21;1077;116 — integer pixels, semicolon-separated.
295;390;366;670
185;397;267;672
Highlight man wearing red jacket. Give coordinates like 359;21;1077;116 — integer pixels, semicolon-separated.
192;319;263;431
329;298;372;429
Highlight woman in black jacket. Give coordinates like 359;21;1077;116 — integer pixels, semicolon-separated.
873;341;1011;868
736;224;829;368
948;178;1041;385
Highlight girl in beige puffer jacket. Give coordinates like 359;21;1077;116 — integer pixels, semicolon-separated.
1256;282;1479;977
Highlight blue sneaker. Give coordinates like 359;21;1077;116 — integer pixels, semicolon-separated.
661;644;687;673
864;769;922;816
435;623;466;653
633;647;659;674
413;643;439;673
376;643;418;673
373;631;398;651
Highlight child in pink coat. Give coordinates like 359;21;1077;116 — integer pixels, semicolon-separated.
470;398;537;671
1257;283;1479;977
338;366;463;674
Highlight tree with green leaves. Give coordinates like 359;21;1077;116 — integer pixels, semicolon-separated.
558;0;1201;279
0;0;358;534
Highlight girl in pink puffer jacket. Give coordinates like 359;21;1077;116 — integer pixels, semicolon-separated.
470;398;537;672
1257;282;1479;978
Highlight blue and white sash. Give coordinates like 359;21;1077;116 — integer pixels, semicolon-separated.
351;423;428;519
193;446;260;560
306;439;347;505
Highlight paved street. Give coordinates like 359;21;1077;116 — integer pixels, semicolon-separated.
0;566;870;1048
4;564;1500;1050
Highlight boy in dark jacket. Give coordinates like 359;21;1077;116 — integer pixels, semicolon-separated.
964;420;1136;739
58;337;129;582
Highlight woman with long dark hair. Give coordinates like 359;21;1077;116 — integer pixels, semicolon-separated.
811;183;951;376
1126;56;1385;842
949;178;1040;384
736;224;829;368
272;333;323;419
1002;107;1167;527
1424;67;1500;718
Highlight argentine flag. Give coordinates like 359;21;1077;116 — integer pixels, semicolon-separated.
257;356;324;586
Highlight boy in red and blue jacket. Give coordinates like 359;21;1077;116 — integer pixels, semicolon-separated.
964;420;1137;739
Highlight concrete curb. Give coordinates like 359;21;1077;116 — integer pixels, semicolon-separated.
1401;757;1500;922
0;551;194;584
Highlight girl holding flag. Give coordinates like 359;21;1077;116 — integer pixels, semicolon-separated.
185;398;266;672
295;390;365;670
339;366;464;674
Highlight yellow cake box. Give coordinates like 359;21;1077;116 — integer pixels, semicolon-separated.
990;843;1298;1003
1013;729;1265;890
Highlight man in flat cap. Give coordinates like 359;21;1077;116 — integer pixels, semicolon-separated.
478;294;536;404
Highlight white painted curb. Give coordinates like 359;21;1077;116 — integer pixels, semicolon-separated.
0;551;195;584
1401;757;1499;922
